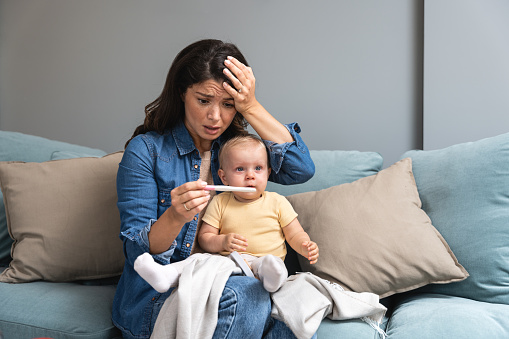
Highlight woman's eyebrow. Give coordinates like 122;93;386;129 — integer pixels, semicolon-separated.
196;91;234;101
196;91;214;98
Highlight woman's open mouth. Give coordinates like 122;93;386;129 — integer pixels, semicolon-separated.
204;125;221;135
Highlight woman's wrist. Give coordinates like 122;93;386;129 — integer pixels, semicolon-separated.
242;104;293;144
148;207;183;254
238;100;263;119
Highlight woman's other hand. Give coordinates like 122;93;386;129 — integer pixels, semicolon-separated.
222;56;293;144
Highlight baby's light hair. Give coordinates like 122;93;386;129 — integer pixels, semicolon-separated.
219;134;269;169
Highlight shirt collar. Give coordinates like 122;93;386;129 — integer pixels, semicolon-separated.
172;121;224;156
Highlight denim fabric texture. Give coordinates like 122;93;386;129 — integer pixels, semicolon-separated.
214;276;303;339
112;121;314;339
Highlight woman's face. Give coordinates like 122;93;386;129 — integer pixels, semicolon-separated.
183;79;237;152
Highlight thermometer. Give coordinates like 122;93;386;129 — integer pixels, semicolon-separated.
204;185;256;193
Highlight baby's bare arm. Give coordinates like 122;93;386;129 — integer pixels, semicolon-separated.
198;222;248;253
283;218;319;264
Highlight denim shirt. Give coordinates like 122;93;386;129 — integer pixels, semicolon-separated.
112;121;314;339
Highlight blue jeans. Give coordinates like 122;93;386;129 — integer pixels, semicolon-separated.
213;276;317;339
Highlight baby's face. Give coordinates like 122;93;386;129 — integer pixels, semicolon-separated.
219;143;270;202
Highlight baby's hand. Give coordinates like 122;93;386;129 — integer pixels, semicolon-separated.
223;233;248;253
301;241;319;264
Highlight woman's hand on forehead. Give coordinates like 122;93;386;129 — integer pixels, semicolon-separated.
222;56;259;114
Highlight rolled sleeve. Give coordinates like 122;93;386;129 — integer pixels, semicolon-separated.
121;219;176;266
264;122;315;185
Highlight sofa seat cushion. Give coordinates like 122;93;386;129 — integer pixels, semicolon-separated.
386;293;509;338
317;317;389;339
0;278;121;339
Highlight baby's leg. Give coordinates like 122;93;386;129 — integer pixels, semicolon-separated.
250;255;288;292
134;253;196;293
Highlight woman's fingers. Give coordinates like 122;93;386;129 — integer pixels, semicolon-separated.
171;180;210;218
172;179;207;196
222;79;241;99
223;56;258;113
223;57;255;92
224;56;250;86
181;194;210;213
222;69;243;95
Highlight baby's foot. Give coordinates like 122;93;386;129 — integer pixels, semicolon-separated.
254;255;288;292
134;253;179;293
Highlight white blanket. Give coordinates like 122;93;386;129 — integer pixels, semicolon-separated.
150;254;386;339
271;272;387;339
150;253;239;339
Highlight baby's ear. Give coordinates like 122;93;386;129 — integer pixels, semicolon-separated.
218;169;228;185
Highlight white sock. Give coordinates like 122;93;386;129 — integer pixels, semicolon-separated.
251;255;288;292
134;252;180;293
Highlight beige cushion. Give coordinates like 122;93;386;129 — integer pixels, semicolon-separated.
286;158;469;298
0;152;124;283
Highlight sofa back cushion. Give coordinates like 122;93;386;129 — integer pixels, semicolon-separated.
266;150;383;196
0;131;106;265
402;132;509;304
0;131;106;163
0;151;124;283
286;158;468;299
0;152;124;282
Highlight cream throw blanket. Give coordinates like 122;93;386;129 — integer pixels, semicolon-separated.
271;272;387;339
150;254;386;339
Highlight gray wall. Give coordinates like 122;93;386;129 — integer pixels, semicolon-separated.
423;0;509;150
0;0;423;167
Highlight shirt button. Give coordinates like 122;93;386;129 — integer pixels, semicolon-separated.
194;164;198;169
193;217;197;221
186;243;190;248
161;199;165;203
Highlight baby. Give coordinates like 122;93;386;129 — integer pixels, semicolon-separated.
134;134;319;293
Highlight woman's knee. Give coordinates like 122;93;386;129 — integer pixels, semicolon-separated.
214;276;271;338
222;275;271;309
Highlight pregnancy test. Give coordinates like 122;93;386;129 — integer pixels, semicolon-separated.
204;185;256;193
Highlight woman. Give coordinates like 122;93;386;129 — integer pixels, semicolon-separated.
112;39;315;339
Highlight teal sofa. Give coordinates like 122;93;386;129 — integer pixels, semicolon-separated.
1;130;508;339
0;131;122;339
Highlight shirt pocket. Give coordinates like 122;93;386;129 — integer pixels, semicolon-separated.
158;189;172;207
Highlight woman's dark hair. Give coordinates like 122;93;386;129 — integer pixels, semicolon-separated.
126;39;249;147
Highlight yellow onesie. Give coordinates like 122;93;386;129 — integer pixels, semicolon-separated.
201;191;298;260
